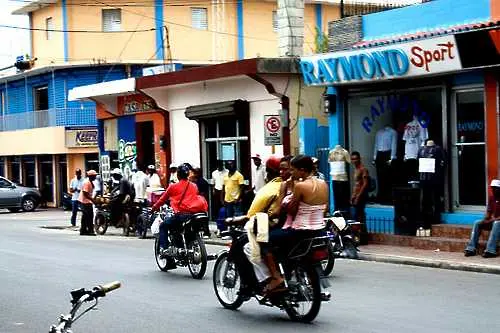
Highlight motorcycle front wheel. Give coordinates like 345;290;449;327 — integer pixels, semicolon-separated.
187;235;207;279
283;265;322;323
154;236;170;272
321;241;336;277
212;252;244;310
94;213;108;235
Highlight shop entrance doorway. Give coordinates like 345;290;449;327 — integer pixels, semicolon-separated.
136;121;155;168
451;89;486;209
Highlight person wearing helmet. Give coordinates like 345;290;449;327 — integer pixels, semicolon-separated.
109;168;134;227
464;179;500;258
152;164;208;262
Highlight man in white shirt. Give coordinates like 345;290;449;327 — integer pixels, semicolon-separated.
147;165;162;189
69;169;84;227
251;154;266;193
132;164;149;200
168;163;178;184
211;160;228;221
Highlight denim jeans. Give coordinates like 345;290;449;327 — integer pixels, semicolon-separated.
225;202;242;219
71;200;79;226
466;220;500;254
158;213;193;249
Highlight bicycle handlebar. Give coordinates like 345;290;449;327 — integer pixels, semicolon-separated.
100;281;121;294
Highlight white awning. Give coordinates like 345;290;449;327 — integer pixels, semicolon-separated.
68;78;136;101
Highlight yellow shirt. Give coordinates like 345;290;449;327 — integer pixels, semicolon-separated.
247;177;282;218
223;171;245;203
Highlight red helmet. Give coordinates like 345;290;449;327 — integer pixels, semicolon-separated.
265;155;282;171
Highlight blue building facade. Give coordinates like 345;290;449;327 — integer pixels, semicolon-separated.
300;0;499;233
0;64;146;207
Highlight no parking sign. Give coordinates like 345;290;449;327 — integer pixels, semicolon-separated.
264;115;282;146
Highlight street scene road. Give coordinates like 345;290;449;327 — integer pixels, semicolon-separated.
1;210;499;333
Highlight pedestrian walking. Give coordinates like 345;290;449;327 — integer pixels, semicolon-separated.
211;160;228;220
222;161;245;228
78;170;97;236
69;169;84;227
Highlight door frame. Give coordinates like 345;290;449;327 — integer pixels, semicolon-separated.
450;85;487;211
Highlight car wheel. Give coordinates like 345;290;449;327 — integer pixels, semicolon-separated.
7;208;20;213
21;197;37;212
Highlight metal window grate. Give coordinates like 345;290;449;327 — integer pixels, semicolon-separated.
191;7;208;30
46;17;53;40
272;11;278;32
102;9;121;32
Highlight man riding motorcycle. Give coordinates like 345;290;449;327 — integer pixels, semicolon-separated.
226;155;284;295
109;168;134;226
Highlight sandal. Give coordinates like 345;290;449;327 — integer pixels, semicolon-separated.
263;277;286;295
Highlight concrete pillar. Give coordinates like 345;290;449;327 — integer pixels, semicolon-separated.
277;0;304;57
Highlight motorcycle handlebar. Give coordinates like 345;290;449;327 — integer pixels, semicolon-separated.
92;281;121;298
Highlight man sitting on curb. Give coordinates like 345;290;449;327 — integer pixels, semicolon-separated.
464;179;500;258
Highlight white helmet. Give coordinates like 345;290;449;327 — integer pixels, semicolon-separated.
111;168;122;176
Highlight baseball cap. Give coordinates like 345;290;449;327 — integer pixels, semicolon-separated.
147;165;156;170
169;163;177;169
87;170;97;176
252;154;261;160
265;155;282;171
490;179;500;187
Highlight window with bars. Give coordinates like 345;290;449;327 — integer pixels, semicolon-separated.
46;17;53;40
102;9;122;32
272;11;278;32
191;7;208;30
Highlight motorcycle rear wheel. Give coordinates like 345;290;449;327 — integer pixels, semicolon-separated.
94;214;108;235
213;252;244;310
283;265;322;323
187;235;207;279
321;241;336;277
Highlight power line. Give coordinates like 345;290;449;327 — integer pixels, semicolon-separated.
0;24;156;33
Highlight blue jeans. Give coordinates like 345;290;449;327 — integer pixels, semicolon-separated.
225;202;241;218
158;213;193;249
71;200;79;226
466;220;500;254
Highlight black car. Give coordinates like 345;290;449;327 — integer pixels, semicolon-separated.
0;176;42;212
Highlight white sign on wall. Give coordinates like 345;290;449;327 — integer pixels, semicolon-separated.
300;35;463;86
264;115;282;146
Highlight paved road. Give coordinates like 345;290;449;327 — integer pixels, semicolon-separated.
1;209;499;333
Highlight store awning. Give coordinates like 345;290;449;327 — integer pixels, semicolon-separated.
185;100;249;120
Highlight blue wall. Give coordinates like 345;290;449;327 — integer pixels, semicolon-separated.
0;65;144;127
362;0;491;40
237;0;244;60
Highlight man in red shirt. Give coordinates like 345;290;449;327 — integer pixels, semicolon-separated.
152;164;206;258
464;179;500;258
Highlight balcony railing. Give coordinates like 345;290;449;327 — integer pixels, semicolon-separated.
0;107;97;132
341;0;433;17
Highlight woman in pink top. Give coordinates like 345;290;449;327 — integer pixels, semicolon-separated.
262;155;329;293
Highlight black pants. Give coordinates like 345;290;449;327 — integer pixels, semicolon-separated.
333;181;350;213
80;203;94;235
405;159;419;182
421;183;442;228
375;150;392;204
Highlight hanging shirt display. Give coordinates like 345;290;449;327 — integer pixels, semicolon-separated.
403;119;429;160
373;126;398;161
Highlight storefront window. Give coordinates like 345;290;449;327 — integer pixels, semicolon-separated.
39;155;54;203
348;88;443;205
9;157;21;184
22;156;36;187
85;153;100;173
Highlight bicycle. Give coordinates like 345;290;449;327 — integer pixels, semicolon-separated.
48;281;121;333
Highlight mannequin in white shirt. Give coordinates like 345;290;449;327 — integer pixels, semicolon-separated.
373;125;397;204
403;115;428;181
329;144;351;212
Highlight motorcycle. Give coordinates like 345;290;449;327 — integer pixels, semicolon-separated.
212;217;331;323
136;204;153;239
321;211;361;276
49;281;121;333
93;195;133;236
153;205;209;279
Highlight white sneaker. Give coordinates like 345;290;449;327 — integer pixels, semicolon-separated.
221;235;232;241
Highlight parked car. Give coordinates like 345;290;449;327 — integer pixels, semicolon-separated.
0;176;41;212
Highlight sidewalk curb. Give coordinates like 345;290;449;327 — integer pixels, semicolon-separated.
357;252;500;275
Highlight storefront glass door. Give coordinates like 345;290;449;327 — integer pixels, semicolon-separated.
451;89;486;208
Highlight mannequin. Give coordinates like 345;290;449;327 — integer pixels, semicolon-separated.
373;125;397;204
329;145;351;213
418;139;445;228
403;115;428;181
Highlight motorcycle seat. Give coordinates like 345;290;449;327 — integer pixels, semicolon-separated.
192;213;209;223
225;215;249;226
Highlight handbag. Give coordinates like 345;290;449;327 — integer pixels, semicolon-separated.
177;182;209;213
